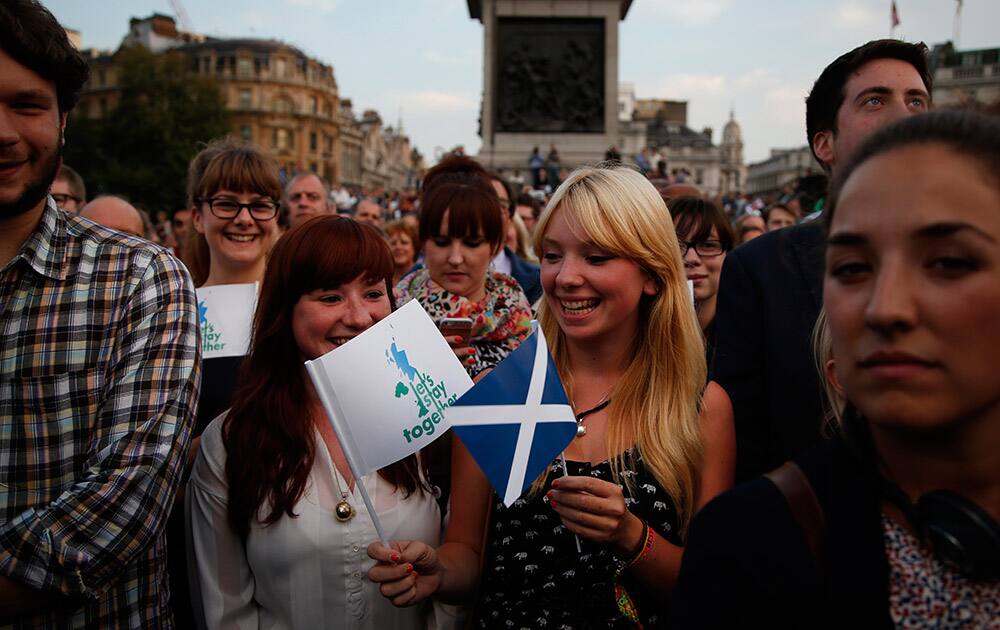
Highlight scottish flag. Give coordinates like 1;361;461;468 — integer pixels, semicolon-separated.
447;326;577;506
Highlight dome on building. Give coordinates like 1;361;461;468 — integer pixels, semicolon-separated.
722;109;742;144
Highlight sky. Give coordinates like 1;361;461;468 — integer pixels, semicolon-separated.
45;0;1000;165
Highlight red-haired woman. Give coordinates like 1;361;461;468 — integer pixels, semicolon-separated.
186;217;440;629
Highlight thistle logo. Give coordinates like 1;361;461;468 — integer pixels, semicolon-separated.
198;300;226;353
386;339;458;443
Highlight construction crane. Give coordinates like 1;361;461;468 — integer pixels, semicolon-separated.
168;0;195;33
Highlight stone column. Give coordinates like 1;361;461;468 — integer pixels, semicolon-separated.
469;0;633;171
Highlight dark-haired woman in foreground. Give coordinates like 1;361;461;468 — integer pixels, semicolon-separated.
673;110;1000;627
396;156;532;376
187;217;439;629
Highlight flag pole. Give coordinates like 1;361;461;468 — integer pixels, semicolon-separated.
558;452;584;553
953;0;962;47
537;316;583;555
306;360;391;547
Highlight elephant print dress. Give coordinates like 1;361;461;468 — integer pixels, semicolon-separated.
473;451;681;629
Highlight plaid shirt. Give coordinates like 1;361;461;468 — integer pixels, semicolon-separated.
0;200;200;629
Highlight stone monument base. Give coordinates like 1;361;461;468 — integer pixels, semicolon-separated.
469;0;633;172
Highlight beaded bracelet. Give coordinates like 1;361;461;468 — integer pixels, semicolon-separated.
614;520;655;625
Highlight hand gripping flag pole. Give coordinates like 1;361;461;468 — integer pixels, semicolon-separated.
447;323;582;550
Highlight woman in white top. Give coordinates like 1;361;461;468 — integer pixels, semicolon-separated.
187;216;440;629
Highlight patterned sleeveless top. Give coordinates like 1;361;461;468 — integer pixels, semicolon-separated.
474;451;681;629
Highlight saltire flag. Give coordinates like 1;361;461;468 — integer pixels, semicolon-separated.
447;326;577;506
891;1;900;28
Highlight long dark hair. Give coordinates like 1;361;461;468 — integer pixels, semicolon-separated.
826;109;1000;229
223;216;428;539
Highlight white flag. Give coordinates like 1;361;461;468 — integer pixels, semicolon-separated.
195;283;258;359
305;299;473;475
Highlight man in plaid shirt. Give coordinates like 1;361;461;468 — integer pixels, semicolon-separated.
0;2;201;627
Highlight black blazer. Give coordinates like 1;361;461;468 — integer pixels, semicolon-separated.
671;436;892;629
506;246;542;305
710;221;827;481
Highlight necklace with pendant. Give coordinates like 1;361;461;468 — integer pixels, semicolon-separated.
573;395;611;438
332;467;355;522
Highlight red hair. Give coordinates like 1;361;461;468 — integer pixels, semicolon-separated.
223;216;427;539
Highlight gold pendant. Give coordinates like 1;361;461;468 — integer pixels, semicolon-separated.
335;499;354;522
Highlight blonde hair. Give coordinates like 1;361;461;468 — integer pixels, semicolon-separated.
532;165;706;534
813;308;846;435
511;212;537;262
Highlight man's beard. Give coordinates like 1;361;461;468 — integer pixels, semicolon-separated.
0;136;63;220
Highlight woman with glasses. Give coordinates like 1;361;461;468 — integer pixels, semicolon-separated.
168;137;283;626
669;196;735;365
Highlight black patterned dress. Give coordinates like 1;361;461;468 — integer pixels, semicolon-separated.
474;451;681;629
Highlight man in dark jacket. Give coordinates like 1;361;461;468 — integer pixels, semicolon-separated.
710;39;933;481
486;172;542;304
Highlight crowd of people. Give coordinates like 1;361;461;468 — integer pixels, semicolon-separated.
1;1;998;628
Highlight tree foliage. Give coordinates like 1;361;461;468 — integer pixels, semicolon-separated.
65;45;231;214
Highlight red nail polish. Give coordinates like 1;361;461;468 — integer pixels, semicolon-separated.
390;553;400;562
550;500;557;508
552;479;560;488
406;564;413;573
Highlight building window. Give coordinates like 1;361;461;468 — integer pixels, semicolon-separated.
273;128;294;151
274;97;293;115
237;57;253;77
241;125;252;142
309;132;317;152
99;97;107;117
695;169;704;184
310;96;318;114
275;57;287;78
238;89;252;109
98;70;106;86
310;162;318;173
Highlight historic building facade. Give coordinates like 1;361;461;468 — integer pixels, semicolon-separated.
75;14;421;190
744;146;822;197
616;85;745;196
929;41;1000;107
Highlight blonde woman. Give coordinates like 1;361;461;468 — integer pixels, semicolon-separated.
368;165;735;628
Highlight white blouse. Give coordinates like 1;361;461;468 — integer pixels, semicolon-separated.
186;416;442;630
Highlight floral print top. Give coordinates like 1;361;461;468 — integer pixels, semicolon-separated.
883;513;1000;629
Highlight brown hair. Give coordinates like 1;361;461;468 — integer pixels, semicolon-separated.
182;137;282;286
385;219;420;251
669;196;735;253
806;39;931;172
223;216;428;539
418;178;504;253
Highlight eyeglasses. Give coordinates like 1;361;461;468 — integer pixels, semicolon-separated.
678;240;725;257
51;193;81;206
197;197;279;220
